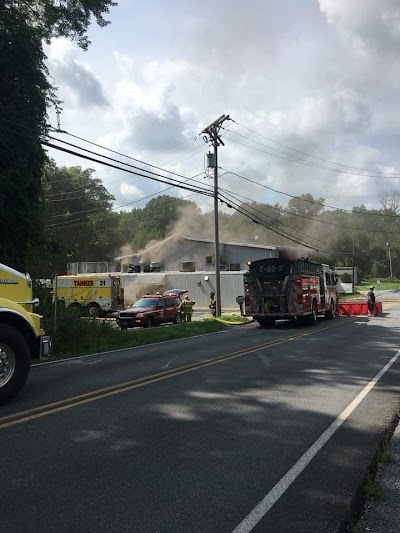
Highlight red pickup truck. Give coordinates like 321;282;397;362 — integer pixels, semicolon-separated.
117;294;182;329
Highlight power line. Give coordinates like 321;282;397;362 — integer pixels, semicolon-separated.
47;191;202;235
217;191;321;251
218;186;394;236
0;118;215;213
222;131;400;181
221;168;400;219
41;135;212;205
1;105;201;167
0;114;208;187
232;120;400;177
45;170;206;200
218;189;326;245
218;193;357;255
46;173;209;228
48;125;204;182
50;126;200;164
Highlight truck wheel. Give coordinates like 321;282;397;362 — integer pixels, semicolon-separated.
69;303;83;315
143;317;155;328
258;318;275;328
308;304;317;325
87;303;101;318
325;301;334;320
0;324;31;405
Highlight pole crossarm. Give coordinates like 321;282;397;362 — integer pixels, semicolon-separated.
201;114;230;147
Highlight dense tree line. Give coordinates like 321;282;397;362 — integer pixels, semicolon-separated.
27;160;400;280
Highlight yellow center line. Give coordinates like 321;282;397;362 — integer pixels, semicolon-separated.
0;318;356;430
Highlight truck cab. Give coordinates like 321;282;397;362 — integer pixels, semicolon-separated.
0;262;52;404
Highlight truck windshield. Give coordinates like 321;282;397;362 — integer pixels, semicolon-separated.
132;298;158;308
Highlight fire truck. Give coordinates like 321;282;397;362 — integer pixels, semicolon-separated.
54;273;124;317
244;257;339;327
0;262;52;404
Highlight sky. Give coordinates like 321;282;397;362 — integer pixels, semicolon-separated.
45;0;400;215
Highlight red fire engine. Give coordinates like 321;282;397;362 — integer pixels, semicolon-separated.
244;257;339;327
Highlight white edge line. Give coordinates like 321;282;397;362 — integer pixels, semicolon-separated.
31;328;231;368
232;348;400;533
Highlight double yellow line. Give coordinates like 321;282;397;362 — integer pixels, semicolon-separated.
0;319;354;430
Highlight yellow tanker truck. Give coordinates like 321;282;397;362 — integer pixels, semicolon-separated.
54;273;124;316
0;262;52;404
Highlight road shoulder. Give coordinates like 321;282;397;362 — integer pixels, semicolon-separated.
358;420;400;532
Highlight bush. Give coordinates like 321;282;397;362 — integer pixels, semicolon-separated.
37;307;226;360
340;272;352;283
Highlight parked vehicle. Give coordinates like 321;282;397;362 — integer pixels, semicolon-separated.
117;295;181;329
0;262;52;404
244;257;339;327
54;273;124;317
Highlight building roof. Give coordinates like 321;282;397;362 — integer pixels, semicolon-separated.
114;234;277;262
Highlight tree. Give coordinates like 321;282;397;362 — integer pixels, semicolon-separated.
115;195;200;252
379;189;400;215
31;160;117;277
285;193;325;217
0;0;117;265
13;1;116;51
0;4;49;263
278;193;324;238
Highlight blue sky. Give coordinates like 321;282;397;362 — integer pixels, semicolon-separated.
45;0;400;215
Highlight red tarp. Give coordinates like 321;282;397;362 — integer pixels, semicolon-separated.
338;299;382;316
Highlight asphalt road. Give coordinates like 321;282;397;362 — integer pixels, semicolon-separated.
1;299;400;533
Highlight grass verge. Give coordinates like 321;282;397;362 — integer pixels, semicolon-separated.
339;292;363;301
356;280;400;291
204;314;250;324
40;310;226;360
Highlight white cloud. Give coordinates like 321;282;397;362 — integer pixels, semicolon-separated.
119;183;145;199
44;0;400;217
319;0;400;57
46;38;108;108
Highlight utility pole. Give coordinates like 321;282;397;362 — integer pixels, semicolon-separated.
386;242;393;278
202;114;230;317
352;233;355;293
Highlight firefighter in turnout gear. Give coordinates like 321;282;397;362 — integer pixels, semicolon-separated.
209;291;216;317
179;295;195;322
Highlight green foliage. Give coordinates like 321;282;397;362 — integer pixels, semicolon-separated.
363;473;383;499
33;170;400;280
287;193;325;217
3;1;117;50
32;279;53;316
377;448;395;466
115;195;199;251
340;272;352;283
345;517;362;533
39;310;225;359
357;280;400;290
0;4;49;263
0;1;117;265
376;430;396;467
30;160;116;276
